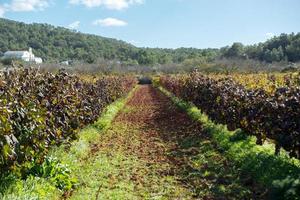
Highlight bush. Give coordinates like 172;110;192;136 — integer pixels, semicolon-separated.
271;176;300;200
1;58;13;65
26;156;77;191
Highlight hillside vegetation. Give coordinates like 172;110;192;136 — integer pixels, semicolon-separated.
1;18;299;67
0;18;217;65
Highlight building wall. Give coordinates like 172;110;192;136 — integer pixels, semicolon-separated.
3;49;41;63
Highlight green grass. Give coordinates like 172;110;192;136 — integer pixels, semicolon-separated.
68;89;193;199
0;174;60;200
67;142;140;199
0;87;137;200
157;86;300;200
66;122;187;200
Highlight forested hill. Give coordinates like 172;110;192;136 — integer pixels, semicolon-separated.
0;18;218;65
0;18;299;65
220;33;300;63
0;18;139;63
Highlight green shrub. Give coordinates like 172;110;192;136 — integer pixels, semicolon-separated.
27;156;77;191
271;176;300;200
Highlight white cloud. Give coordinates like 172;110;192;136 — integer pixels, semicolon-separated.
93;17;127;27
7;0;49;12
266;32;275;38
69;0;143;10
68;21;80;29
129;40;140;45
104;0;129;10
69;0;101;7
0;6;6;17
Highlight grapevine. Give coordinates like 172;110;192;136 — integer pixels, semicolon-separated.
0;68;136;173
160;72;300;159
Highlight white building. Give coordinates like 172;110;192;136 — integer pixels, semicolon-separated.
60;60;70;65
2;48;43;64
34;57;43;64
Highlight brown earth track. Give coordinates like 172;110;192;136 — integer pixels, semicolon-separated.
114;85;203;171
91;85;266;199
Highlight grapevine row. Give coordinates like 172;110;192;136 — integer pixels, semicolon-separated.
0;68;137;173
209;72;300;94
160;72;300;159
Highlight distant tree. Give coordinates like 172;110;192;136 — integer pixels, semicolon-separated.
1;18;300;65
158;54;172;64
136;50;157;65
286;37;300;62
221;33;300;63
223;43;244;58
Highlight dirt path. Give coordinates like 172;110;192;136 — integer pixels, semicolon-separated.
71;85;265;200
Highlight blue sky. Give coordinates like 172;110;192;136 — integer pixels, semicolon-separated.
0;0;299;48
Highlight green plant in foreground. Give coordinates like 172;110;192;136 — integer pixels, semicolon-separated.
27;156;78;191
271;175;300;200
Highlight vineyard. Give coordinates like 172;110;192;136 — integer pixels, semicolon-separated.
0;68;300;199
0;68;136;174
1;1;299;198
160;72;300;158
209;72;300;94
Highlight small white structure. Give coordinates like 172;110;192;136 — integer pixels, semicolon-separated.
34;57;43;64
2;48;43;64
60;60;70;65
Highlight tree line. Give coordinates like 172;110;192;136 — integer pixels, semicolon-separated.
221;33;300;63
0;18;299;65
0;18;217;65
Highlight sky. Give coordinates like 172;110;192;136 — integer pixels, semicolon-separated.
0;0;299;49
